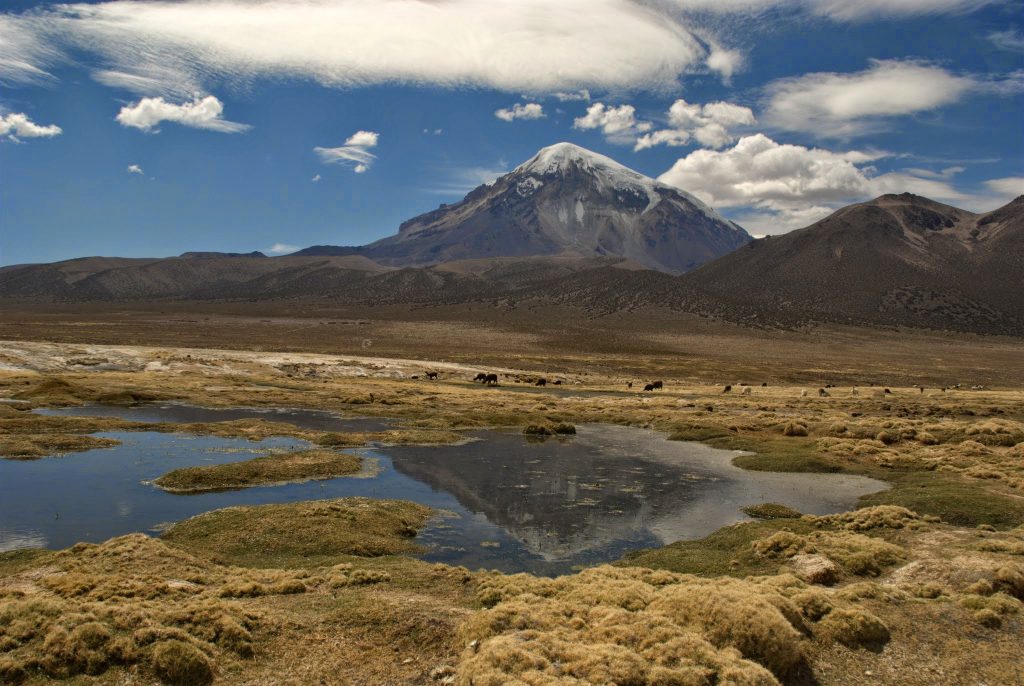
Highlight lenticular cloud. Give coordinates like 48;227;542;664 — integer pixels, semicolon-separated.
15;0;712;96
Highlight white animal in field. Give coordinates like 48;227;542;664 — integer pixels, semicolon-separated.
742;386;752;395
851;387;859;396
800;389;808;397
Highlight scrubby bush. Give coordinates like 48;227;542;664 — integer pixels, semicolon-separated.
816;609;890;649
782;422;808;437
151;639;214;685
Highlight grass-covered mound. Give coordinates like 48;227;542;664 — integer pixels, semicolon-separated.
153;449;363;493
457;565;896;685
162;497;433;568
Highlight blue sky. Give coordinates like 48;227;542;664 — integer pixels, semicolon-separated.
1;0;1022;265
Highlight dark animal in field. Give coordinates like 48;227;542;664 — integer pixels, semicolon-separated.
474;373;487;382
723;385;732;393
627;382;633;389
884;388;892;395
651;380;664;390
919;386;924;394
643;383;655;391
553;380;563;385
818;388;830;397
484;373;499;386
761;382;768;387
536;378;547;387
426;371;438;380
410;375;419;380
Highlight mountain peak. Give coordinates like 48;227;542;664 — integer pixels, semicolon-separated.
516;142;637;178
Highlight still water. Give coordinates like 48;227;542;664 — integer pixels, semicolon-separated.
0;404;886;575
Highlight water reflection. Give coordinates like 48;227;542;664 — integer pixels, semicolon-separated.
385;425;885;567
2;406;887;575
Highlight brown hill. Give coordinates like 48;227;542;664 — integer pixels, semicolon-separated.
677;193;1024;333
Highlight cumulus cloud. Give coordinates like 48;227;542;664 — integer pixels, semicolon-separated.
115;95;250;133
0;112;62;141
573;103;652;144
495;103;545;122
764;59;982;137
127;164;143;174
311;174;321;182
635;98;755;151
9;0;731;97
656;133;987;232
266;243;299;255
314;130;379;173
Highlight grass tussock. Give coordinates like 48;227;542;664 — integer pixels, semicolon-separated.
0;535;263;684
0;433;120;459
743;503;803;520
458;565;901;685
153;449;363;493
162;497;433;568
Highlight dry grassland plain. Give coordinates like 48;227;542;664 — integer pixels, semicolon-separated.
0;319;1022;685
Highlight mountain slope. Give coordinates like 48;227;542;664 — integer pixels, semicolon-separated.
325;142;752;273
680;193;1024;332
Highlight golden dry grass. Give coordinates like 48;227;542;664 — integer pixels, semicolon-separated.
2;340;1024;684
152;449;363;493
161;497;434;568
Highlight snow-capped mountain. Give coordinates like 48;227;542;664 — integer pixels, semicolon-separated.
340;142;752;273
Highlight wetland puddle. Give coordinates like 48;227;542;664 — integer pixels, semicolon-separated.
1;405;886;575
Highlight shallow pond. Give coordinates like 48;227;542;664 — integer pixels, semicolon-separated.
1;405;887;575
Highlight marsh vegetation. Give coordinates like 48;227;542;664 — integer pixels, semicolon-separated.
0;340;1022;684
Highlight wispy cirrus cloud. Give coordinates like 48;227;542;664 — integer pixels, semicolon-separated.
314;130;379;173
664;0;1002;21
988;28;1024;52
116;95;250;133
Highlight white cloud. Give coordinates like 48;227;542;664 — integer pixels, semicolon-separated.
663;0;999;21
115;95;250;133
311;174;321;182
984;177;1024;197
573;103;652;144
0;112;62;141
127;164;143;174
14;0;728;97
266;243;299;255
495;102;545;122
551;90;592;102
989;28;1024;52
764;60;978;137
314;130;379;173
0;15;60;86
635;98;755;151
656;133;997;232
423;164;509;195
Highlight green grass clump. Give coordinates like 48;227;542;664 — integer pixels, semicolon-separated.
162;498;432;568
860;473;1024;529
153;449;362;493
742;503;803;520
